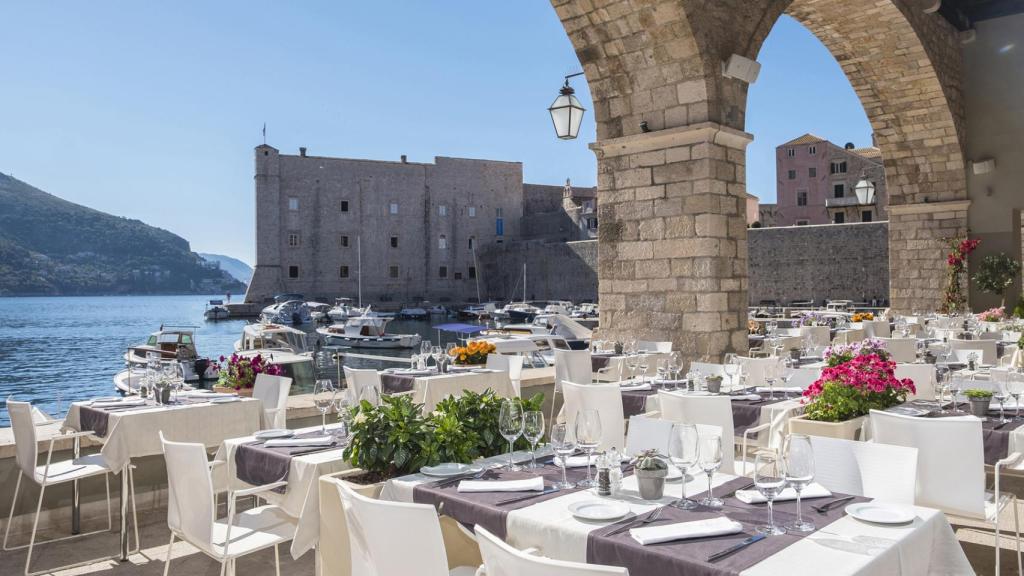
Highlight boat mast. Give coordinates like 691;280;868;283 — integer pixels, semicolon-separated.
472;245;481;304
357;235;362;308
523;262;527;303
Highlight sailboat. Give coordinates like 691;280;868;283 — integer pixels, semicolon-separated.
499;263;540;323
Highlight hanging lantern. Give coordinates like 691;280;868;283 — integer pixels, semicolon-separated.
854;175;876;205
549;76;586;140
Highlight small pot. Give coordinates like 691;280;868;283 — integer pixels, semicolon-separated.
789;349;802;361
969;398;991;418
160;387;172;404
923;352;937;365
705;376;723;394
635;467;668;500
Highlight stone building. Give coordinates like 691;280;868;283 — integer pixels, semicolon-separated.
773;134;886;226
244;145;595;305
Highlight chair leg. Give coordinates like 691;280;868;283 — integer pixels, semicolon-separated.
163;533;175;576
275;543;281;576
104;473;112;533
3;473;22;550
128;465;140;553
1015;496;1022;576
24;482;45;576
219;560;227;576
998;505;1003;576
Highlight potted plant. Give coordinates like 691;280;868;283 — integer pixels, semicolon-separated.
965;389;993;417
449;340;497;366
705;375;723;394
632;449;668;500
788;348;802;361
212;353;283;396
974;254;1022;309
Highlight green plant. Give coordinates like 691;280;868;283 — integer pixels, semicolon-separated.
1014;297;1024;319
428;410;478;464
803;354;914;422
973;253;1022;308
343;395;438;477
964;389;993;399
633;449;667;471
432;389;545;457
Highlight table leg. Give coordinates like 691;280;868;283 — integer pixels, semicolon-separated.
120;464;129;561
72;436;81;535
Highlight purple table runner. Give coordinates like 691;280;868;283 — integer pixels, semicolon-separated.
380;373;415;394
621;387;797;436
901;402;1024;465
587;477;868;576
234;428;347;492
78;397;208;438
592;355;613;371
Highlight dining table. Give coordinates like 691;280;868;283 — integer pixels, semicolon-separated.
378;368;515;411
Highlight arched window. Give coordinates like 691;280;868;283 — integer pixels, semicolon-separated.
439;235;447;250
468;236;475;250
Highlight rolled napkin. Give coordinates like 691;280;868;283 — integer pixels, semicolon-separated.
558;454;598;468
264;436;335;448
754;386;803;394
734;483;832;504
619;382;652;391
730;394;762;401
91;398;147;408
184;391;235;399
630;516;743;545
458;476;544;493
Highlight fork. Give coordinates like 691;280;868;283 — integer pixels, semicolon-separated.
605;506;667;537
811;495;856;514
434;466;491;488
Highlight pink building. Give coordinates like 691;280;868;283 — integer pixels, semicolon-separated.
772;134;886;227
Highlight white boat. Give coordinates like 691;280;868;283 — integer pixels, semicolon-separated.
327;298;365;322
204;299;230;321
398;305;428;320
234;322;311;354
113;366;197;395
427;304;448;315
123;326;218;382
317;315;422;349
260;299;313;325
307;301;333;323
234;349;317;391
570;302;599;319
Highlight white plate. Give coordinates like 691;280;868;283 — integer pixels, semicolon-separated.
845;502;916;525
255;429;294;440
420;463;484;477
568;500;631;522
211;396;241;403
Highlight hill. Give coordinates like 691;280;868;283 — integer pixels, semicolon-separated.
199;253;253;285
0;172;246;296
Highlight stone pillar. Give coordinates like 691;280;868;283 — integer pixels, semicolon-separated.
887;200;970;312
591;122;751;364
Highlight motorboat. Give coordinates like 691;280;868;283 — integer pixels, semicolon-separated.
543;301;574;315
261;297;313;325
204;299;230;321
458;303;497;320
123;326;218;382
327;298;365;322
113;366;197;395
398;304;429;320
504;302;541;324
570;302;599;319
427;304;449;316
234;322;311;354
317;314;422;349
483;314;591;350
234;349;316;392
307;301;333;323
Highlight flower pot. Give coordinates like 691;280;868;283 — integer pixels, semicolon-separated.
969;398;991;418
789;349;802;361
635;467;668;500
788;414;867;441
214;385;253;397
705;377;722;394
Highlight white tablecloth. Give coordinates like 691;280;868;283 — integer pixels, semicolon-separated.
212;423;352;559
64;398;262;472
412;371;516;411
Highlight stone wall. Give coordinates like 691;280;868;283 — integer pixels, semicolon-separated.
478;240;597;304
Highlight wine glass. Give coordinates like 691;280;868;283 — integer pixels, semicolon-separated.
995;377;1010;424
782;435;815;532
934;369;949;412
1008;370;1024;421
431;346;444;371
667;424;700;510
358;382;381;406
949;374;963;414
698;434;723;508
334;393;352;439
523;411;545;470
764;361;777;400
313;379;336;433
420;340;431;357
574;409;602;488
550;423;576;489
499;399;524;471
172;363;185;402
445;342;457;360
754;451;787;535
637;358;649;385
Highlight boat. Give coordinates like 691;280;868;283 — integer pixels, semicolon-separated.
427;304;449;316
113;366;197;395
398;304;429;320
260;296;313;325
570;302;599;319
234;322;312;354
307;301;333;323
317;314;423;349
122;325;218;383
458;302;497;320
203;299;230;321
327;298;365;322
234;349;317;392
482;314;591;350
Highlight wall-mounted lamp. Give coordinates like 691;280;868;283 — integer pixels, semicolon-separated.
549;72;586;140
722;54;761;84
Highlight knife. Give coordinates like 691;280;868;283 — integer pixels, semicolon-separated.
707;534;766;562
495;487;559;506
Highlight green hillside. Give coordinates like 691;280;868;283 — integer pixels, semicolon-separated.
0;172;245;296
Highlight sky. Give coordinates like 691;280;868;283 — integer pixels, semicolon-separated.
0;2;870;264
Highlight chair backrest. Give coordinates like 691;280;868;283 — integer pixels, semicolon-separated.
950;338;997;365
689;362;726;378
160;432;215;547
736;356;779;388
832;329;864;346
253;373;292;429
554;349;592;391
862;320;891;338
870;410;985;518
894;363;936;401
788;367;822;390
475;525;628;576
561;381;625;451
656;391;736;474
878;338;917;363
1005;331;1023;343
344;367;383;405
337;481;451;576
799;326;830;348
809;435;917;504
7;399;38;477
952;347;986;365
978;331;1002;340
637;341;672;353
487;354;524;396
624;415;673;456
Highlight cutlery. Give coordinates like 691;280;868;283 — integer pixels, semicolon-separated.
811;495;856;514
707;534;766;562
495;486;559;506
993;420;1011;430
605;506;667;537
434;467;491;488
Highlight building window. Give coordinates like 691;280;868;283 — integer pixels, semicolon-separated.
454;272;463;280
339;266;349;278
340;235;349;248
796;191;808;206
438;235;447;250
438;205;447;216
288;232;301;247
388;265;399;279
468;236;475;250
808;167;816;178
834;212;846;224
833;183;845;198
796;220;809;226
862;210;873;222
787;148;796;157
288;197;299;211
439;266;447;278
787;170;796;180
390;236;398;248
468;266;476;279
496;207;504;218
340;200;349;212
389;202;399;215
830;160;847;174
288;265;299;278
808;145;816;155
582;199;595;214
468;206;476;218
587;217;598;229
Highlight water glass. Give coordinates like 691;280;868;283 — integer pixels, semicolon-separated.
574;409;602;488
783;435;815;532
334;394;352;439
995;379;1010;424
1008;371;1024;421
754;452;787;535
550;423;576;489
698;434;723;508
523;411;545;469
313;379;336;433
499;399;524;471
420;340;431;356
668;424;700;510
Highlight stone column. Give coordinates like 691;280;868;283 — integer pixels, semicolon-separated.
591;122;751;364
887;200;970;312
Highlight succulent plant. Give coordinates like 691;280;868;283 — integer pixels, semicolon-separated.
633;449;668;471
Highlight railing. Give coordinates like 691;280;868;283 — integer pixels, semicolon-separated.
824;196;874;208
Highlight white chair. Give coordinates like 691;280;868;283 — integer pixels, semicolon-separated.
624;415;722;460
253;374;292;430
1006;331;1023;343
787;367;821;390
475;524;627;575
344;366;383;405
832;329;864;346
980;331;1003;341
689;362;726;378
486;354;524;397
561;381;625;451
862;319;891;338
637;340;672;353
950;338;998;365
160;432;296;576
893;363;936;401
870;410;1021;574
552;349;594;425
656;392;749;475
878;337;917;363
808;436;918;504
4;399;139;576
952;347;987;365
799;326;830;348
335;482;477;576
736;356;780;388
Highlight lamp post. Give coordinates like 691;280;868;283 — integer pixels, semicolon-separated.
549;72;586;140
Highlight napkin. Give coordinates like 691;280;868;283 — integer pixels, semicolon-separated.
559;455;598;468
630;516;743;545
457;476;544;493
730;394;762;401
264;436;335;448
92;398;147;409
755;387;803;394
734;483;832;504
184;391;235;399
619;383;652;391
652;379;687;385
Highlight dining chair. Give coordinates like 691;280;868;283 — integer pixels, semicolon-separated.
877;337;917;363
637;340;673;353
486;353;524;397
552;349;595;425
335;481;478;576
979;331;1003;341
799;326;830;348
623;415;723;460
735;356;779;388
870;410;1022;574
561;381;625;451
893;363;936;401
252;374;292;430
159;432;296;576
786;367;821;391
689;362;726;378
344;366;383;406
808;435;917;504
862;319;891;338
656;392;747;475
4;399;139;576
474;525;628;575
832;328;865;346
950;338;998;365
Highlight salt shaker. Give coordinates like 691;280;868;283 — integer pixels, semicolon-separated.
596;452;611;496
607;447;623;496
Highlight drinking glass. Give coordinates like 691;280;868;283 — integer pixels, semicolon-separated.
995;378;1010;424
550;423;576;489
421;340;431;356
637;358;649;385
782;435;815;532
764;362;778;400
574;409;602;488
933;369;949;412
949;375;963;414
698;434;723;508
523;411;545;470
334;393;352;439
172;363;185;402
431;346;444;371
313;379;336;433
1008;370;1024;421
445;342;457;359
499;399;524;471
358;382;380;406
723;362;739;390
667;424;700;509
754;451;787;535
